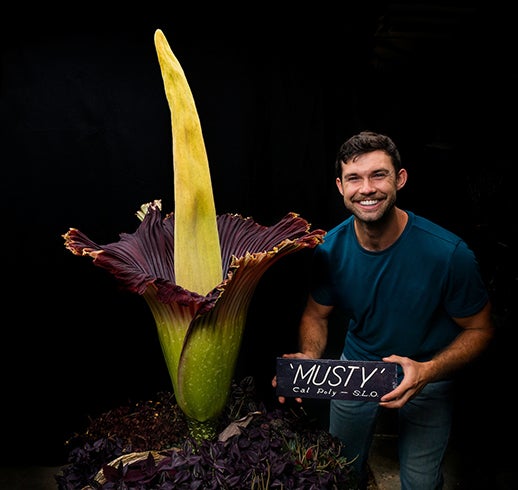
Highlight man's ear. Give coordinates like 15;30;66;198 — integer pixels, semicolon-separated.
336;177;344;196
396;168;408;191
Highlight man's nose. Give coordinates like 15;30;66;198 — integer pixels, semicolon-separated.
359;177;376;193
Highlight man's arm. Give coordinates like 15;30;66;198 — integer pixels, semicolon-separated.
298;295;334;359
272;295;334;403
380;301;495;408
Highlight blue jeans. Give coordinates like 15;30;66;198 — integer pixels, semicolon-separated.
329;379;454;490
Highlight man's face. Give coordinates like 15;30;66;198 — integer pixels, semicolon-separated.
335;150;407;223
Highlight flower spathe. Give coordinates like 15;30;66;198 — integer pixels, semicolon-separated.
64;201;325;434
63;29;326;440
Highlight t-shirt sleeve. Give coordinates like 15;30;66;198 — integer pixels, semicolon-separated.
308;246;335;306
444;240;489;317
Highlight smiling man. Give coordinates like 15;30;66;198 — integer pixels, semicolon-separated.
273;130;495;490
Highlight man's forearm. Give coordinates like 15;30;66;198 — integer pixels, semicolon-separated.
298;316;328;359
426;326;495;382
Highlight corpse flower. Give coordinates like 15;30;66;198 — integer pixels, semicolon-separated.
63;29;326;440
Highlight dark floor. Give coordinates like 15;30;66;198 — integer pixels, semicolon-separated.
1;428;512;490
365;404;513;490
1;396;512;490
367;433;514;490
0;466;59;490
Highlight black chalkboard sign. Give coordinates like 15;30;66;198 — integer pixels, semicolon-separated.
276;358;398;401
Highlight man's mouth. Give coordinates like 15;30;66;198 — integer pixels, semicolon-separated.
359;199;379;206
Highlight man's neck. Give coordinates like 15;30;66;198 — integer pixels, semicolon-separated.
354;208;408;251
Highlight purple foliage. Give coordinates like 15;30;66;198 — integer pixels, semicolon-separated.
55;378;358;489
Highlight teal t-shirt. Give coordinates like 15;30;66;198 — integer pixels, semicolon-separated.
310;211;489;364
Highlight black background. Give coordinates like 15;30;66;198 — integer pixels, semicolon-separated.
1;3;516;477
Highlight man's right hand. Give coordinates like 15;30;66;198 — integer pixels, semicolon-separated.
271;352;311;404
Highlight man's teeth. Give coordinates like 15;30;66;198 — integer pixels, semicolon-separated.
360;200;378;205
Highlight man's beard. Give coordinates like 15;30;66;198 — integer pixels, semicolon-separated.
346;196;396;224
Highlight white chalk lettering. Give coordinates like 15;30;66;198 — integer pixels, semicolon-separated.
293;386;311;394
291;362;383;389
316;388;337;397
353;389;379;398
